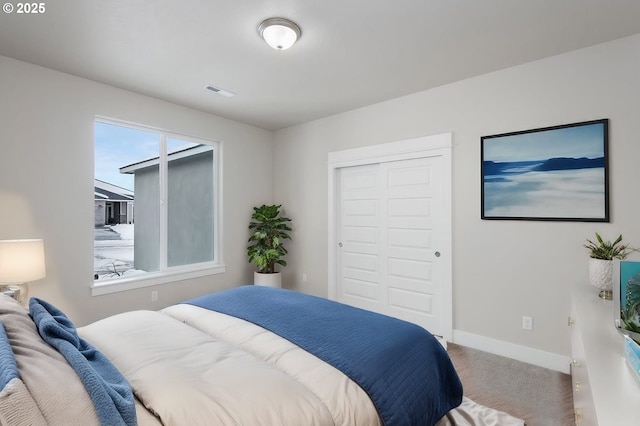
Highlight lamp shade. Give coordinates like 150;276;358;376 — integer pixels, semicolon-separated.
258;18;301;50
0;239;46;283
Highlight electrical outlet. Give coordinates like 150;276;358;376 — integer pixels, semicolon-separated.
302;273;308;283
522;316;533;331
151;291;158;302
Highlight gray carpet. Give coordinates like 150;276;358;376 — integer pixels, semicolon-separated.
447;343;575;426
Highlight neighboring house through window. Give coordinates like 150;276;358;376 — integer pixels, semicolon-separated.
93;118;223;294
94;179;134;226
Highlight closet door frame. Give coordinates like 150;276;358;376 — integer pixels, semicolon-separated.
327;133;453;341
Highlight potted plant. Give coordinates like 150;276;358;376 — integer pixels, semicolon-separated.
584;232;633;299
247;204;292;287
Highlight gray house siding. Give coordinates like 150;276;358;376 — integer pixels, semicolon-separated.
167;153;214;267
133;167;160;272
125;147;214;272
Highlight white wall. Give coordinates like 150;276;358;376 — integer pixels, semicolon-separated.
273;34;640;361
0;55;273;325
3;33;639;364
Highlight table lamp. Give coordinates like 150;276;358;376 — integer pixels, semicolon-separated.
0;239;46;305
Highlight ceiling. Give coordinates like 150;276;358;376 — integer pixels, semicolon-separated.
1;1;640;131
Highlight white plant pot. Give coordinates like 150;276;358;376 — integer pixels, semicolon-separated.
254;271;282;288
589;258;613;299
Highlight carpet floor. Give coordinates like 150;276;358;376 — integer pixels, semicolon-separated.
447;343;575;426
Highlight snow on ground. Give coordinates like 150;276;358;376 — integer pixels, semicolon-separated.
94;224;139;280
111;223;134;240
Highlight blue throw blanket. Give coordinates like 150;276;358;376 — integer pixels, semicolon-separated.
186;286;463;426
29;298;137;426
0;322;18;389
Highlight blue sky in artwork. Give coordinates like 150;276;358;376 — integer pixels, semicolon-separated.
484;123;604;162
94;122;194;191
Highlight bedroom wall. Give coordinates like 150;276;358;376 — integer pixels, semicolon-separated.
0;55;273;325
272;34;640;364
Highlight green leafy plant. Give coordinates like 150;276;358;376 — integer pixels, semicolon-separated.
584;233;633;260
622;302;640;333
621;274;640;342
247;204;292;274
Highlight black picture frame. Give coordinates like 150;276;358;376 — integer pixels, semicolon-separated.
481;119;609;222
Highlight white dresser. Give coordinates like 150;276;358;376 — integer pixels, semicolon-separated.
570;284;640;425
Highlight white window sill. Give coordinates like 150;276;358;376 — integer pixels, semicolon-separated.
91;263;226;296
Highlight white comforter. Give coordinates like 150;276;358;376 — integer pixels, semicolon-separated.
161;305;524;426
79;306;381;426
79;304;524;426
1;293;523;426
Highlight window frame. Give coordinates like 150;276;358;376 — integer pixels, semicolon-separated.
91;117;225;296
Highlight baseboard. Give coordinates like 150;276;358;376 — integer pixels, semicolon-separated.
453;330;571;374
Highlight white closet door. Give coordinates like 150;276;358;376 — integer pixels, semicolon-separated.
382;157;443;333
336;156;444;335
337;164;385;313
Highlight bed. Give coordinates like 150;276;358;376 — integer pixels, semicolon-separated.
0;285;523;425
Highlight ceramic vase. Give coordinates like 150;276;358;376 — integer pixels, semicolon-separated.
254;271;282;288
589;258;613;300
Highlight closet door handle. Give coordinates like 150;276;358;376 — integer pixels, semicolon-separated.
434;251;441;257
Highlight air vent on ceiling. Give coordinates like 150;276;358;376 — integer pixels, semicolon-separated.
204;84;235;98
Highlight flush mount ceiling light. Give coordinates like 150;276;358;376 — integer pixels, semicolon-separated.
258;18;301;51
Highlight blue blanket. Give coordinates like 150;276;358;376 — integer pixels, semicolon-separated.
186;286;463;426
29;298;137;426
0;322;18;389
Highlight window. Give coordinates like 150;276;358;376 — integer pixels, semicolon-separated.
93;118;223;295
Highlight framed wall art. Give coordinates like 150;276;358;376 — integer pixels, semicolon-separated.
481;119;609;222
